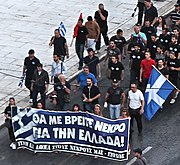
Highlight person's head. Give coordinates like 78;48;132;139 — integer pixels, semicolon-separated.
120;108;130;118
169;51;176;59
111;55;118;63
145;52;151;60
133;148;142;158
158;16;166;26
87;48;94;56
157;45;164;54
116;29;123;37
162;28;169;35
58;74;66;82
54;29;60;37
112;79;119;88
86;77;93;86
9;97;15;106
130;83;138;93
87;16;93;22
28;49;35;58
72;104;80;112
158;59;165;68
173;28;179;36
174;3;180;11
94;104;103;116
37;63;43;72
171;35;178;44
53;54;60;62
145;0;151;8
78;18;83;27
134;45;140;51
151;33;157;41
134;26;140;34
98;3;104;10
144;19;150;27
109;40;116;48
37;102;43;109
83;66;90;75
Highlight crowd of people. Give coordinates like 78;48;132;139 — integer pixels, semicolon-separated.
4;1;180;163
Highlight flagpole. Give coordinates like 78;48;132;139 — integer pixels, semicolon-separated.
70;37;74;47
152;65;178;90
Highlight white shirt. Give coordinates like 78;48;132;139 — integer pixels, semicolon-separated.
51;61;67;77
128;89;144;109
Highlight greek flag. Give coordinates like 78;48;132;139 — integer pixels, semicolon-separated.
144;66;175;120
58;22;66;37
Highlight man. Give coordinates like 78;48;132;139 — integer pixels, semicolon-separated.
168;35;180;58
136;0;145;26
140;52;156;92
85;16;100;51
76;66;97;90
105;79;126;119
130;44;145;85
157;59;169;79
128;83;144;136
51;54;67;85
49;29;69;62
54;74;71;111
133;148;147;165
108;55;125;82
84;48;101;79
140;19;156;47
75;18;89;70
169;3;180;29
144;0;158;26
31;63;49;109
82;77;101;113
22;49;40;103
104;40;121;63
94;3;109;51
167;51;180;104
158;28;171;51
110;29;127;59
131;26;147;45
147;33;159;60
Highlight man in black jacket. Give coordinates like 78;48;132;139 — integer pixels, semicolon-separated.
31;63;49;109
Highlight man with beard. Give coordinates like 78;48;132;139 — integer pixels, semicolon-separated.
82;77;101;113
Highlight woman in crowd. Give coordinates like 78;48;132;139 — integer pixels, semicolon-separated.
94;104;103;116
4;97;17;150
72;104;81;112
155;16;167;37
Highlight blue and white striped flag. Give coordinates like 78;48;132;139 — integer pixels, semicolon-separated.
58;22;66;37
144;66;175;120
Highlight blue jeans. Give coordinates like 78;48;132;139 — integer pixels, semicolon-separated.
75;43;85;67
109;104;121;119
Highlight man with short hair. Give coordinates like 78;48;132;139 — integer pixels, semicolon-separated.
82;77;101;113
167;51;180;104
85;16;100;51
84;48;101;79
169;3;180;29
110;29;127;58
105;79;126;119
22;49;40;103
140;52;156;92
131;26;147;45
75;19;89;70
128;83;144;136
108;55;124;82
31;63;49;109
76;66;97;90
49;29;69;62
133;148;147;165
104;40;121;63
144;0;158;26
94;3;109;51
51;54;67;85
